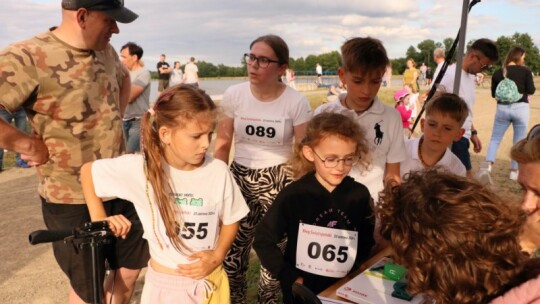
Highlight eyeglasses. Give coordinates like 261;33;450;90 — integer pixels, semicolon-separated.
244;53;280;68
473;54;491;71
312;151;358;168
527;124;540;141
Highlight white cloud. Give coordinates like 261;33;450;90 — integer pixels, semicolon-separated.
0;0;539;68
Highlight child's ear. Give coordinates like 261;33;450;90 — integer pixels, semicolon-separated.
302;146;315;162
159;126;171;145
338;67;346;85
454;128;466;141
420;118;425;132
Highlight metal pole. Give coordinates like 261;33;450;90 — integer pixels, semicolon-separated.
453;0;470;94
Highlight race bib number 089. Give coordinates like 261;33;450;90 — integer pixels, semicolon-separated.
296;223;358;278
236;116;286;145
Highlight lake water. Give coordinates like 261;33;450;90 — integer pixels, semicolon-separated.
149;76;403;102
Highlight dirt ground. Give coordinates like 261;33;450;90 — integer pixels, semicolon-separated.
0;85;538;303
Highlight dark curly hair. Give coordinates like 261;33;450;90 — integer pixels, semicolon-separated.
376;169;528;303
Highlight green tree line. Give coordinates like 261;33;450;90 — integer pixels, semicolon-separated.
150;32;539;78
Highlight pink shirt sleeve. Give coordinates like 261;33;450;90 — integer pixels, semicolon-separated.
490;275;540;304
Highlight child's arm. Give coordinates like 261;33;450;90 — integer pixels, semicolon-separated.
213;117;234;163
176;222;239;279
80;162;131;239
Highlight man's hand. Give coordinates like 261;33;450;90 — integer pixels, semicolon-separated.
21;135;49;166
471;134;482;153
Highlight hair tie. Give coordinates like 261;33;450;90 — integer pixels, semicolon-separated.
148;108;155;116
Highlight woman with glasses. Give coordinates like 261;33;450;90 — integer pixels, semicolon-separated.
253;112;374;304
214;34;312;304
485;46;536;180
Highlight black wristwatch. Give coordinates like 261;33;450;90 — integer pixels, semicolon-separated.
471;129;478;136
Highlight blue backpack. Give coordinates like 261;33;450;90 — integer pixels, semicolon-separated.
495;69;522;103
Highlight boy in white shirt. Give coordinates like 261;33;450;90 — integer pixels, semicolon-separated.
400;93;468;178
314;37;405;201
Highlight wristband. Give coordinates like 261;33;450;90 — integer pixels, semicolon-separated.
471;130;478;136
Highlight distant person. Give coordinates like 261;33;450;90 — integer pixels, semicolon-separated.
184;56;199;88
419;62;427;85
314;37;405;201
315;63;323;86
382;64;392;87
377;169;540;304
253;112;375;304
437;38;499;177
0;1;149;303
425;66;433;86
0;108;31;170
120;42;151;153
285;67;296;90
403;58;419;93
400;93;467;178
403;83;419;125
393;89;412;138
214;34;312;304
431;47;445;88
170;61;184;86
156;53;171;94
326;80;346;102
82;85;249;304
485;46;536;180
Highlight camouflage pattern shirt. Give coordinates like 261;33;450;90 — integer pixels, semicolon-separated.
0;30;126;204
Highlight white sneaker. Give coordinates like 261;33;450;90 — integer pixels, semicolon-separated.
475;162;494;186
480;161;492;173
509;170;518;181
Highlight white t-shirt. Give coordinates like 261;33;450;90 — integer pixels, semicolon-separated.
438;64;476;138
431;61;444;88
222;82;312;168
407;93;419;120
184;62;198;84
170;69;184;86
314;96;406;200
91;154;249;269
400;137;466;178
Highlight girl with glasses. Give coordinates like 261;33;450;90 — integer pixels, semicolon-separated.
253;112;374;304
214;34;312;304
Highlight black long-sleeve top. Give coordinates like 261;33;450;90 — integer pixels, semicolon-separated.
491;65;536;103
253;172;375;303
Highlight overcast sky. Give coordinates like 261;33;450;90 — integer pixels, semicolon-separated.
1;0;539;70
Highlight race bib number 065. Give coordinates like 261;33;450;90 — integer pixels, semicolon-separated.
296;223;358;278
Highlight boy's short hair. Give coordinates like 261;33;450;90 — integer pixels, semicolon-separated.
425;93;469;126
341;37;389;75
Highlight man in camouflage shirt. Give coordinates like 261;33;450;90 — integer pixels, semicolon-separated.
0;1;149;303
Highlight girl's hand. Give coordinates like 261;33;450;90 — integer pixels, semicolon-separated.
105;215;131;239
175;250;224;279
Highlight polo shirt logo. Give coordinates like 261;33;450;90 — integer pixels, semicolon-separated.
374;121;384;145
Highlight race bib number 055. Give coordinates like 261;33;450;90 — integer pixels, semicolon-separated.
296;223;358;278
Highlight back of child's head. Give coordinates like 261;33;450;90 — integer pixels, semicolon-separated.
377;169;527;304
290;112;370;179
141;84;217;253
511;124;540;165
340;37;389;76
425;93;469;126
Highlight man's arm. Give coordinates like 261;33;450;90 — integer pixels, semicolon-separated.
118;65;131;116
0;118;48;165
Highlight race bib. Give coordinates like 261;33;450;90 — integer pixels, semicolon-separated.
177;205;219;251
296;223;358;278
235;116;286;145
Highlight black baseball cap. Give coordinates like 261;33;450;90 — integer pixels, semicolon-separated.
62;0;138;24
